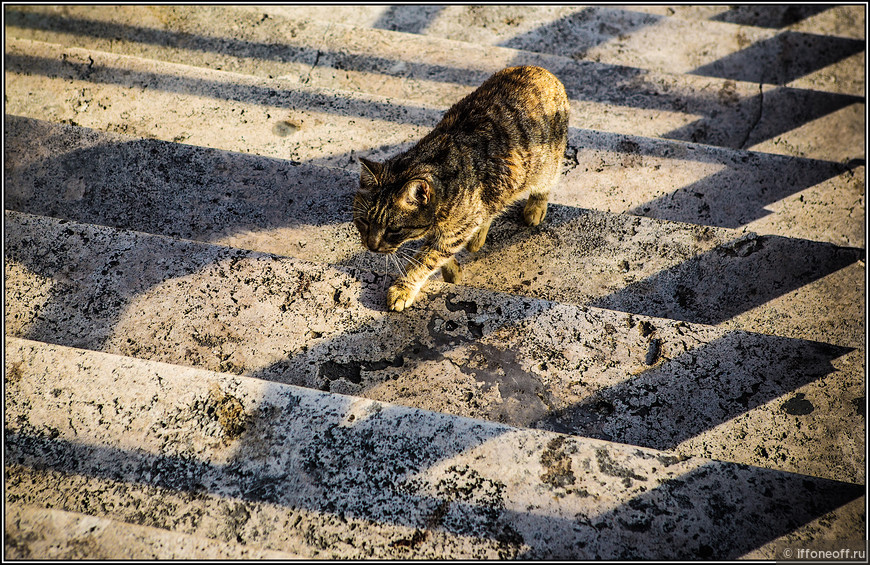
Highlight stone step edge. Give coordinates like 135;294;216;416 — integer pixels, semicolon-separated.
5;335;864;560
6;3;839;95
9;333;861;487
6;35;856;170
5;333;685;461
6;114;863;271
4;501;305;559
1;108;789;239
5;209;863;486
0;206;771;341
241;4;851;50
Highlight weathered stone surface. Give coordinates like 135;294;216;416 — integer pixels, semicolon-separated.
3;37;431;167
5;5;864;161
3;4;865;558
5;116;864;349
629;5;866;39
5;503;303;559
290;5;863;96
4;211;863;483
5;337;863;560
4;37;862;238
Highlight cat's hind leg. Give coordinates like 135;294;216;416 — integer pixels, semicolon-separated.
522;153;560;226
440;257;461;283
466;218;492;253
523;192;548;227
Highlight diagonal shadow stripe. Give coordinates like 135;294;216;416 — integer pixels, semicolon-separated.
372;5;446;34
5;415;863;559
662;86;863;149
592;233;864;325
3;53;445;128
3;115;357;233
534;333;853;450
626;151;856;228
691;31;865;85
500;6;662;60
559;462;862;560
710;5;834;28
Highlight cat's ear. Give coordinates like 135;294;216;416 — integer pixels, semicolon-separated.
359;158;382;188
397;179;432;208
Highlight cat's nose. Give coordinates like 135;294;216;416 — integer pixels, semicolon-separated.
366;230;384;253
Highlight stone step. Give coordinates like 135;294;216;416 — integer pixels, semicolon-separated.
4;210;863;484
247;5;864;96
5;336;864;559
3;37;432;168
4;115;864;349
4;6;864;161
3;37;864;241
4;502;303;559
625;5;865;38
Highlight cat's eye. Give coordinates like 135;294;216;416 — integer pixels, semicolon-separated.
385;226;403;235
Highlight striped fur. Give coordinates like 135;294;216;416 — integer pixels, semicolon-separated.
353;66;569;311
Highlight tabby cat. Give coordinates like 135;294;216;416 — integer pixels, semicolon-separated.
353;65;569;311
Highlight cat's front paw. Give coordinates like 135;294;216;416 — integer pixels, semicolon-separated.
387;284;418;312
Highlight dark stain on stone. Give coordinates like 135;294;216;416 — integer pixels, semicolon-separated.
7;361;24;384
645;338;662;365
207;385;248;439
221;501;251;543
851;396;865;417
675;284;696;309
705;493;738;524
717;80;739;105
616;139;642;167
318;353;412;390
460;343;552;424
637;320;655;337
363;356;406;372
782;392;815;415
272;120;300;137
596;448;647;488
467;320;484;338
428;315;471;347
594;400;615;415
433;464;514;551
390;528;429;549
735;381;762;408
656;453;690;467
540;435;577;492
319;360;363;385
719;233;764;258
445;293;478;315
435;464;506;506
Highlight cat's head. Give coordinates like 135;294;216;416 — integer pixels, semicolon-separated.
353;157;436;254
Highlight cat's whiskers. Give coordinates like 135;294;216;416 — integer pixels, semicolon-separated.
390;253;408;280
397;248;424;276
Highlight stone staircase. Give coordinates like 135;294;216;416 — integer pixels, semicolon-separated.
4;5;865;559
